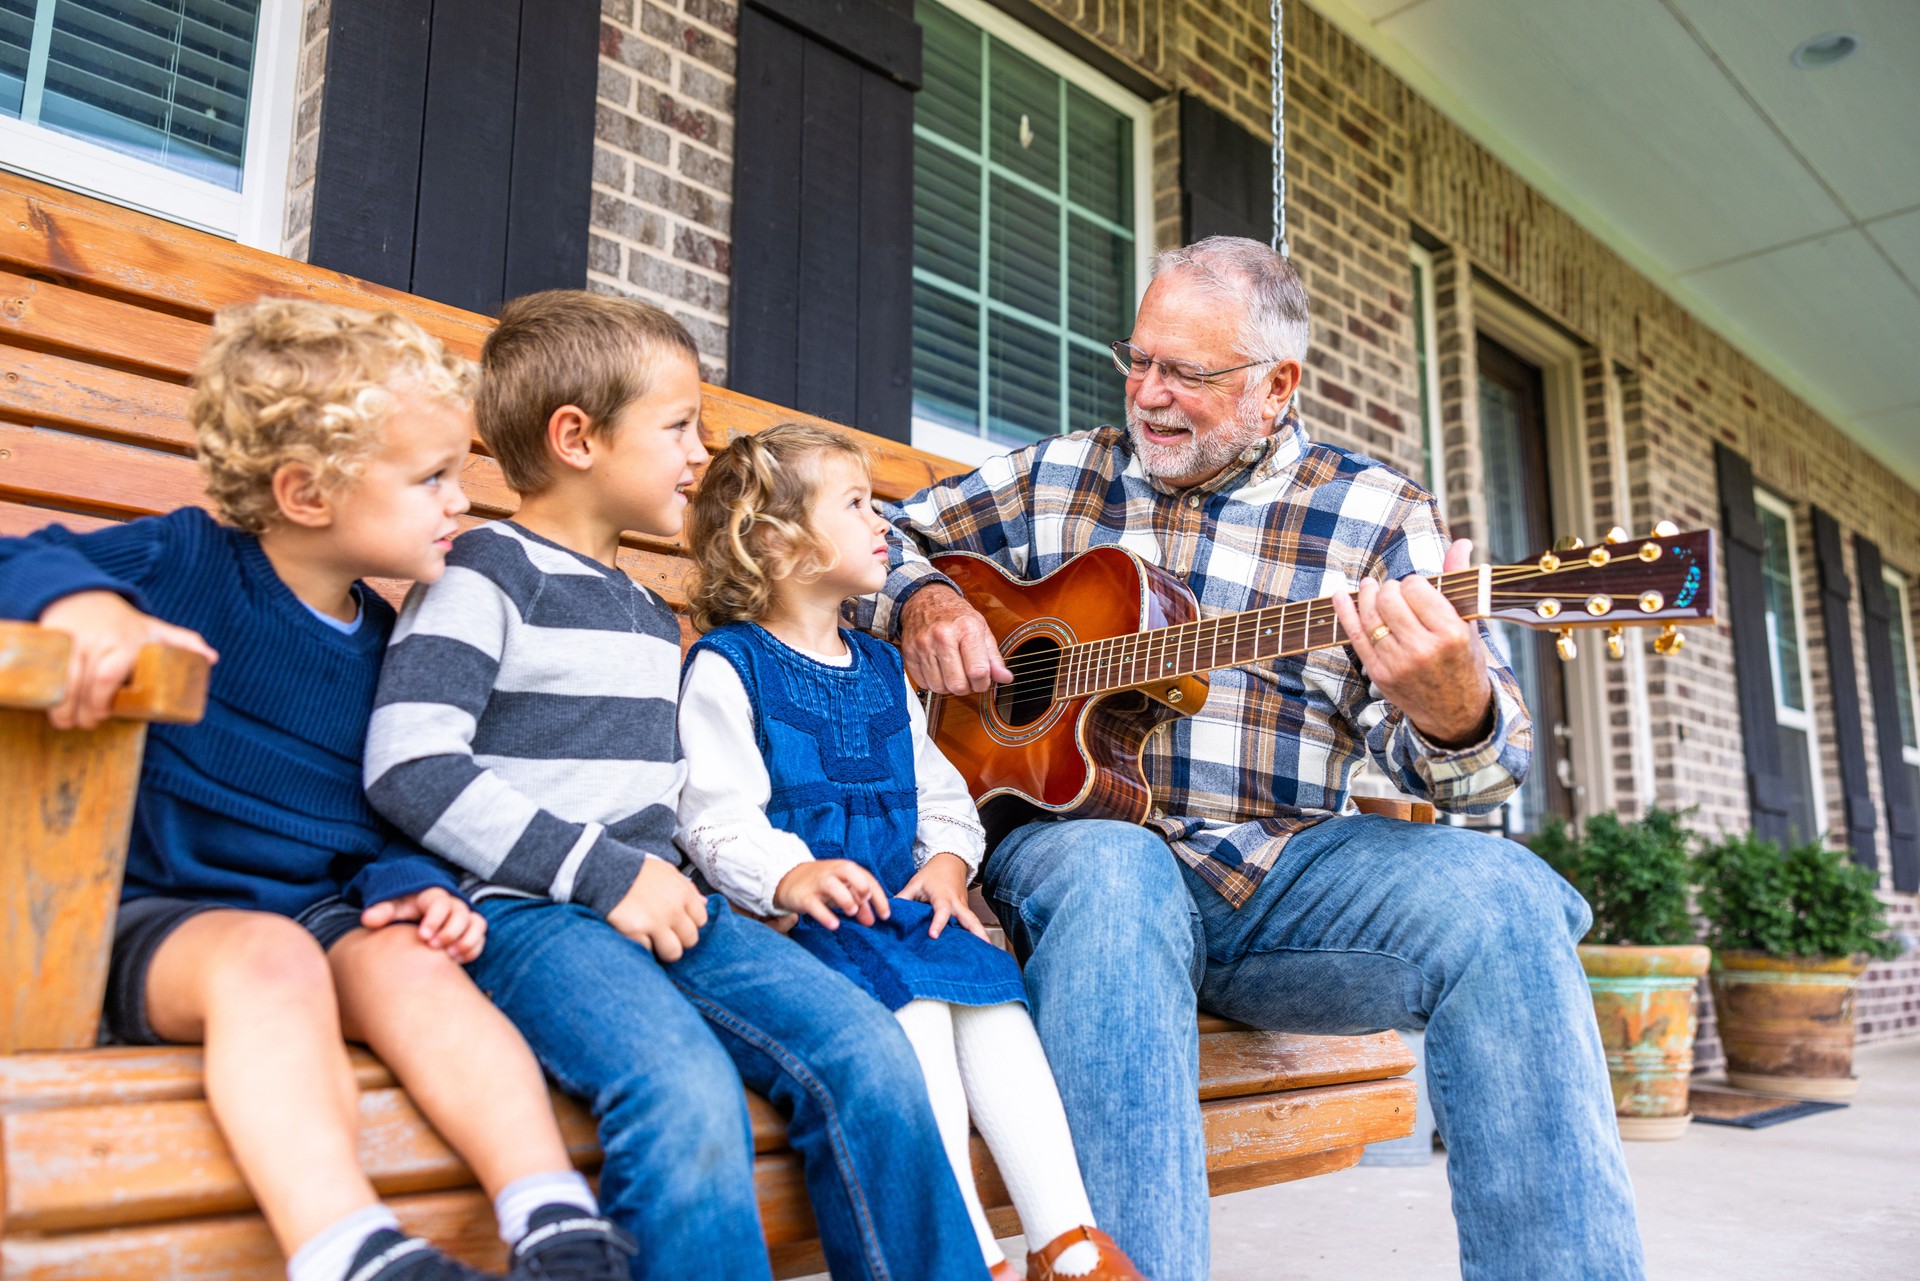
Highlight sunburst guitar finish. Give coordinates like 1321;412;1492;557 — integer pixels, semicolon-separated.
925;547;1208;838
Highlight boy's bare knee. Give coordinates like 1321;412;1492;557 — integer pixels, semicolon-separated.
191;913;335;1011
334;921;460;983
332;921;470;996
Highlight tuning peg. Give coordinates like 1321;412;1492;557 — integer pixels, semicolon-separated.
1653;624;1684;656
1555;628;1577;662
1554;535;1586;552
1604;526;1628;544
1652;520;1679;538
1606;626;1625;660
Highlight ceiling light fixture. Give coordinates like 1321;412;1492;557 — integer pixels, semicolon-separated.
1790;32;1860;69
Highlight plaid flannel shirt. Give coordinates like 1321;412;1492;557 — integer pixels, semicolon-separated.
855;412;1531;907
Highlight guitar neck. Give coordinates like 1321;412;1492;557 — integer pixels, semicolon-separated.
1050;566;1491;700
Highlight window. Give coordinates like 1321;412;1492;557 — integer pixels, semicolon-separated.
1476;335;1568;834
1883;568;1920;813
0;0;301;246
1409;244;1443;501
1754;490;1825;841
910;0;1152;464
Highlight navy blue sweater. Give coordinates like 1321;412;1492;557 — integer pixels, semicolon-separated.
0;508;461;916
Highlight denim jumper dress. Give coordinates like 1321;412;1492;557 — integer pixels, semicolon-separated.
687;623;1027;1010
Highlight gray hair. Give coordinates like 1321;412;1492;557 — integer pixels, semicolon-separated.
1148;236;1310;378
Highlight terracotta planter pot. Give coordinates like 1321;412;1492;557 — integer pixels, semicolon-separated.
1579;944;1712;1140
1709;950;1869;1100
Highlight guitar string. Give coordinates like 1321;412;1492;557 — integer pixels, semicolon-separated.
981;557;1685;685
983;569;1693;698
996;594;1676;691
989;576;1525;683
991;588;1602;690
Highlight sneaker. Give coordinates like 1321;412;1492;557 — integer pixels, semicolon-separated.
343;1229;501;1281
508;1202;637;1280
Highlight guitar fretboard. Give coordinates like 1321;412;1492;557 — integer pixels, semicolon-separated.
1047;567;1490;700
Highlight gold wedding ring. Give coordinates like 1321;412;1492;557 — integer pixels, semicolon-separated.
1369;624;1392;642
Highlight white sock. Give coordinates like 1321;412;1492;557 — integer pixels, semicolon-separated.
953;1002;1101;1277
287;1203;399;1281
494;1169;599;1244
895;999;1007;1268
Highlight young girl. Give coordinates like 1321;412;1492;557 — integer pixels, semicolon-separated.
676;423;1147;1281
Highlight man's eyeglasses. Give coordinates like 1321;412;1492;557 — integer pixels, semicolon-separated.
1109;341;1274;391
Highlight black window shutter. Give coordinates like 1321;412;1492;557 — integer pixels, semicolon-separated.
1857;534;1920;890
1179;93;1271;245
729;0;920;441
311;0;598;313
1714;443;1794;846
1811;508;1877;867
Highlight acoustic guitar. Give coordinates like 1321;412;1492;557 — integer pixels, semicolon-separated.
925;524;1716;838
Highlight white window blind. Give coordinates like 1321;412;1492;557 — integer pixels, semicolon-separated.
911;0;1145;455
2;0;258;191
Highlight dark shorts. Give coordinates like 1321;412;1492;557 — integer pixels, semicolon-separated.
102;895;366;1045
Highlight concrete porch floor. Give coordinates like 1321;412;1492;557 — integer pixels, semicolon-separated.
798;1041;1917;1279
1202;1037;1920;1280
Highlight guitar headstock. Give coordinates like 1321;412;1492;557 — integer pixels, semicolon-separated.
1479;523;1716;660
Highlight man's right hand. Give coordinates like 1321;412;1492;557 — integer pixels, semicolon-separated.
899;586;1011;695
606;858;710;962
37;590;219;730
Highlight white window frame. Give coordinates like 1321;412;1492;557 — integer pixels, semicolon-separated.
1409;243;1444;505
1884;568;1920;770
1754;488;1826;828
0;0;304;249
909;0;1155;467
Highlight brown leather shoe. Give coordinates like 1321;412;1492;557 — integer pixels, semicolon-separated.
1025;1227;1147;1280
988;1261;1022;1280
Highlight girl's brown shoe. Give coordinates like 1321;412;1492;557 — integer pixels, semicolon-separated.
988;1261;1022;1280
1025;1227;1147;1281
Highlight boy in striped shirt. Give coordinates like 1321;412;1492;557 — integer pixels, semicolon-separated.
365;291;984;1281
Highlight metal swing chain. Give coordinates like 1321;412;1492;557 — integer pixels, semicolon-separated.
1271;0;1288;258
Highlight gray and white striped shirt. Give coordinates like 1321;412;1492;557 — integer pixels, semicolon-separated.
365;521;684;912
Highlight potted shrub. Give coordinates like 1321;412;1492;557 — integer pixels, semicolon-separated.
1533;808;1709;1139
1694;833;1897;1100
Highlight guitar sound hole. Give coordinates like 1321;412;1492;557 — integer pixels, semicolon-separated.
995;634;1061;729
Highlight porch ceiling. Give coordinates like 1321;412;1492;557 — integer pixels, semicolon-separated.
1317;0;1920;489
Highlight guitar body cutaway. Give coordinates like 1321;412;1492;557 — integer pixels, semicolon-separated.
927;547;1207;838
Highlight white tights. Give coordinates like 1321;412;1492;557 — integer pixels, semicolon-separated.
893;999;1100;1275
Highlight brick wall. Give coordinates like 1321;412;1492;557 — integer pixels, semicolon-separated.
280;0;330;260
592;0;738;381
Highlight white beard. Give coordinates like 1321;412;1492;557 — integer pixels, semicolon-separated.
1125;385;1270;485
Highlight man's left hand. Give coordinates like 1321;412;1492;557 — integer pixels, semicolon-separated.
1331;538;1495;749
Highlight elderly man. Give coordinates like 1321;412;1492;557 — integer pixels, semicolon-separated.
857;237;1643;1279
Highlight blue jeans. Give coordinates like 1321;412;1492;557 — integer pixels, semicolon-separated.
469;895;987;1281
984;815;1645;1281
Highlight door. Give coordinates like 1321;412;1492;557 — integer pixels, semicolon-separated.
1476;334;1573;831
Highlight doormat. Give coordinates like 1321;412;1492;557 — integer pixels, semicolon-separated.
1689;1086;1848;1129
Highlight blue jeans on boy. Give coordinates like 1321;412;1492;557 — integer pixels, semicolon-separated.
468;894;987;1281
984;814;1645;1281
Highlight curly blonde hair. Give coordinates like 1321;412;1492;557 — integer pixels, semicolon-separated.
190;298;475;532
686;422;872;634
